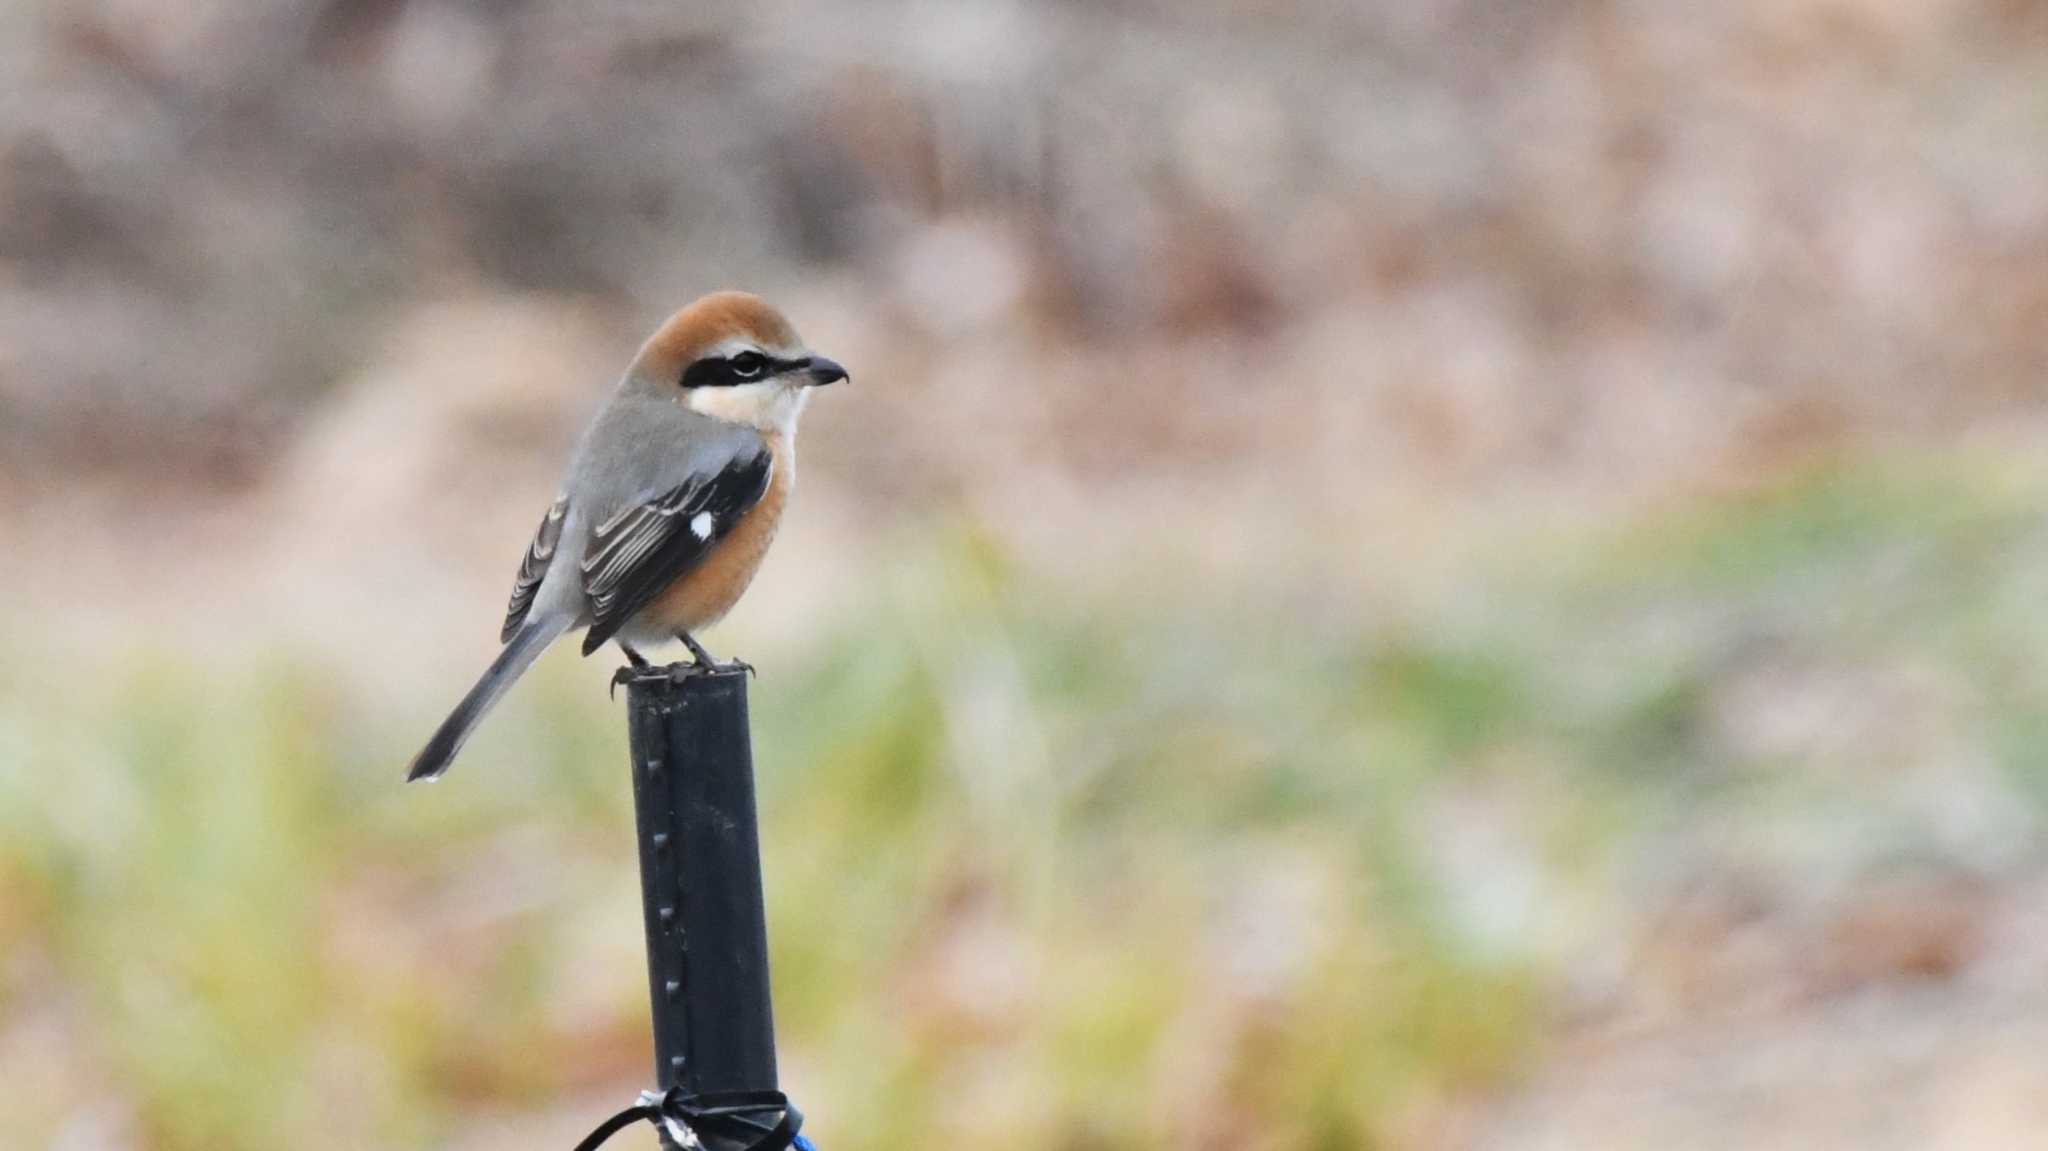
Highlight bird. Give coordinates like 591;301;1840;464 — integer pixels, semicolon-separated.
406;290;848;781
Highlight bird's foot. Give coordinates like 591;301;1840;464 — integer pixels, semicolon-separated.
611;641;653;697
663;656;753;681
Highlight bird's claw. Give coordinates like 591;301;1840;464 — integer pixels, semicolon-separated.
657;657;754;680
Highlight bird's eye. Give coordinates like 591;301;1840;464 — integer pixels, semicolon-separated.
729;352;768;379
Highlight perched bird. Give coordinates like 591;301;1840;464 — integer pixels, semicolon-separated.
406;291;848;781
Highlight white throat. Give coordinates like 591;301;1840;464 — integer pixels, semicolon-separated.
685;380;810;435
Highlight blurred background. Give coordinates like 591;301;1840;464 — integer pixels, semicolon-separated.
5;0;2048;1147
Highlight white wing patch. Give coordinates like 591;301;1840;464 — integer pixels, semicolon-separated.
690;512;715;540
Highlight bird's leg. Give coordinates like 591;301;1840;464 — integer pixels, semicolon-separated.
678;631;716;666
677;631;753;677
611;640;651;697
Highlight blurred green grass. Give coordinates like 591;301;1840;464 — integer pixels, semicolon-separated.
3;452;2046;1149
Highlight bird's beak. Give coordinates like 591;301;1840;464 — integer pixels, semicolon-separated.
799;355;849;386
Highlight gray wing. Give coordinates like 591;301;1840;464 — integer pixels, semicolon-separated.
578;447;774;655
501;494;568;641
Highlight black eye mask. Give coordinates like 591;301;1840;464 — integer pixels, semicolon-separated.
680;352;806;389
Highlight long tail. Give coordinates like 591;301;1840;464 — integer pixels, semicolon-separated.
406;615;572;781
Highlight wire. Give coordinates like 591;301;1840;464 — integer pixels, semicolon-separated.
571;1088;809;1151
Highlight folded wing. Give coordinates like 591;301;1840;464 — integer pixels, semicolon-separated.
502;494;569;642
579;449;775;654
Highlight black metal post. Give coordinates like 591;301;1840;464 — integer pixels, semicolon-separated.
625;665;780;1146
